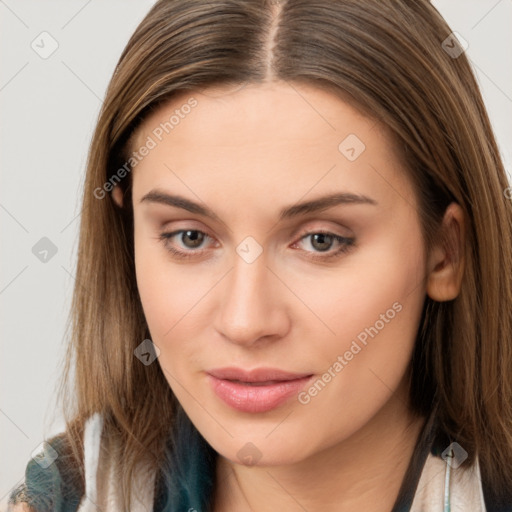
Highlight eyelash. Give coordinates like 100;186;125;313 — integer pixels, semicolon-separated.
158;229;355;262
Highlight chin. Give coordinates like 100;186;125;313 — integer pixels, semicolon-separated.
206;425;319;468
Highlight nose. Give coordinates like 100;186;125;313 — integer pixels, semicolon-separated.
214;250;290;347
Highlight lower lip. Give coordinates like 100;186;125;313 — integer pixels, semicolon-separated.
207;374;313;413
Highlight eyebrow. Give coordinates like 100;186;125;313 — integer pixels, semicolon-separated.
140;190;377;222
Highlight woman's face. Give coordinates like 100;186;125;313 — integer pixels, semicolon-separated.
130;81;428;465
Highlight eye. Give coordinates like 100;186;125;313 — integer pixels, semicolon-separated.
158;229;214;259
158;228;355;262
292;230;355;261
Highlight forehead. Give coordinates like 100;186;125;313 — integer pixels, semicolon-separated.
133;81;376;149
129;81;416;215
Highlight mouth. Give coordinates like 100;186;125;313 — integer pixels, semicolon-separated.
228;380;290;386
206;367;314;413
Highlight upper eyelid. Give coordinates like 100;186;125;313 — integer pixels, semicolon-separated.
161;229;215;246
158;216;353;235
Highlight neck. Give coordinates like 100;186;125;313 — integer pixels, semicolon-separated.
213;388;426;512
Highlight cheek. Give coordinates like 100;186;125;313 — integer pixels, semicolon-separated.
133;226;219;373
287;223;426;358
291;222;427;420
134;222;179;338
135;248;195;339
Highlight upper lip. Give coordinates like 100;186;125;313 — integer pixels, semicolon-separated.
207;367;313;383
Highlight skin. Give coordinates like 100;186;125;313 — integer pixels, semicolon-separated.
114;81;464;511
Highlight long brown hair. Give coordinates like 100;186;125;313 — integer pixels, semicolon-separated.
53;0;512;508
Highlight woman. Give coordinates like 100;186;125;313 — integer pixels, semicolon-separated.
9;0;512;510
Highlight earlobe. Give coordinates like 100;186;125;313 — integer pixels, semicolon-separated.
426;202;465;302
112;185;124;207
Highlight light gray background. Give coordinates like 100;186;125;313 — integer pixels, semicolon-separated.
1;0;511;505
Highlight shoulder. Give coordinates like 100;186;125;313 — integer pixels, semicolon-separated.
7;432;83;512
429;429;512;512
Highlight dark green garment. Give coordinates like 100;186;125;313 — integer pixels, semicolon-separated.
8;434;83;512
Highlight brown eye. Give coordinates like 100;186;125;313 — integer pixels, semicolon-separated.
158;229;214;260
309;233;335;252
180;230;206;248
293;230;355;262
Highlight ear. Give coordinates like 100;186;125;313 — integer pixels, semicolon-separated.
426;202;465;302
112;185;124;208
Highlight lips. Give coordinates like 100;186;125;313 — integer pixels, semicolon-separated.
207;367;314;413
207;367;312;382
